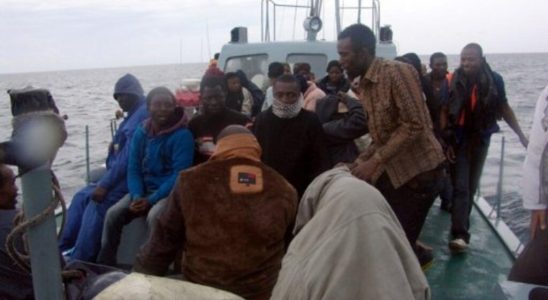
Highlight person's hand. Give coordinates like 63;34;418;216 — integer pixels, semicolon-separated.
337;92;349;104
350;158;380;182
519;134;529;148
446;146;456;163
91;187;108;203
129;198;151;216
530;209;546;239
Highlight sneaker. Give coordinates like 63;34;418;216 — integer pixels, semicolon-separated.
449;238;468;253
415;244;434;270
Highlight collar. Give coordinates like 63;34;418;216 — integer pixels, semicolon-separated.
362;57;383;84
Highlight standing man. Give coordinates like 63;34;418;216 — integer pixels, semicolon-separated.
442;43;528;252
337;24;445;265
189;74;250;165
134;125;297;300
253;74;331;197
60;74;148;261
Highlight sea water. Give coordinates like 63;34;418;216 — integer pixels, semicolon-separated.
1;53;547;243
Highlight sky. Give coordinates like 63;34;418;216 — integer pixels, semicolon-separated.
1;0;547;74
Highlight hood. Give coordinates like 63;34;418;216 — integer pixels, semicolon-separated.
144;107;188;137
113;74;145;99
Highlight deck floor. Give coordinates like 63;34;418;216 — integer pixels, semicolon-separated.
421;200;514;300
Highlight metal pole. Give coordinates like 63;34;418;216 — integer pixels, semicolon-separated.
496;136;506;221
86;125;90;184
22;167;64;300
357;0;362;23
335;0;341;35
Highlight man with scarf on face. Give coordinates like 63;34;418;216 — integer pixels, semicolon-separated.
253;74;331;197
441;43;528;252
189;73;251;165
97;87;194;266
337;24;445;267
134;125;297;300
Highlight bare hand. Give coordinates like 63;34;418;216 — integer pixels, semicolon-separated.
350;158;380;182
530;209;546;239
129;198;151;216
446;146;456;163
91;187;108;203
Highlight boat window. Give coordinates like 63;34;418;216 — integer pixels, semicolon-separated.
286;54;328;79
225;54;269;90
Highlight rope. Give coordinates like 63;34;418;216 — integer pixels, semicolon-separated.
4;171;72;278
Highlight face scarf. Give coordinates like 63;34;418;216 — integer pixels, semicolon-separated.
272;95;304;119
209;133;262;162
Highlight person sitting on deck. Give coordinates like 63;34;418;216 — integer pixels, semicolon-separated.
271;165;430;300
293;62;326;112
189;73;251;165
441;43;528;252
253;74;331;197
59;74;148;262
261;62;285;111
134;125;298;300
97;87;194;267
225;72;254;117
317;60;351;95
0;164;33;300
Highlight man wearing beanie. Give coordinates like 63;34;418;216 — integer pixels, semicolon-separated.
60;73;149;262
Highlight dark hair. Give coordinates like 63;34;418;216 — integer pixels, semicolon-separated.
402;53;422;75
326;60;342;72
225;72;240;81
463;43;483;57
293;63;311;75
146;87;175;106
268;62;285;79
214;53;220;60
201;75;227;93
0;164;7;187
294;75;308;94
338;23;376;56
429;52;447;65
274;74;302;92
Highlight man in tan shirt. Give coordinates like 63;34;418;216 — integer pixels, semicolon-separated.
337;24;445;265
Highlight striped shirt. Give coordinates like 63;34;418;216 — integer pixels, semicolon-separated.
356;58;445;188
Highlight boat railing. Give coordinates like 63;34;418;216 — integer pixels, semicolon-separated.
475;135;525;258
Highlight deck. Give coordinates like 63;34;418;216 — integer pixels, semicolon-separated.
421;199;515;300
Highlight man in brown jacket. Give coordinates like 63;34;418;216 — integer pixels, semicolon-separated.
134;125;298;300
337;24;445;267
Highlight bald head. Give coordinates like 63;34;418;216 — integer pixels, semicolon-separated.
217;125;252;141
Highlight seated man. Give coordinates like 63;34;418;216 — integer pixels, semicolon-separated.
189;73;251;165
0;164;33;300
97;87;194;266
59;74;148;261
271;166;430;300
134;125;298;300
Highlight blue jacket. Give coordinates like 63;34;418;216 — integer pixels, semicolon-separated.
98;74;148;192
128;110;194;204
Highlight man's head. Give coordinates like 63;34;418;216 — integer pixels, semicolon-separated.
225;72;242;94
217;124;253;141
146;87;177;128
268;62;285;80
402;53;423;76
293;63;312;80
273;74;301;105
337;24;376;80
326;60;344;84
113;74;144;112
429;52;448;80
0;165;18;210
460;43;484;77
200;75;227;115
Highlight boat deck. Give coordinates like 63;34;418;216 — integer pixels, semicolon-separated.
421;199;515;300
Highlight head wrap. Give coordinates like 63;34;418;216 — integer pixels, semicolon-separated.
272;94;303;119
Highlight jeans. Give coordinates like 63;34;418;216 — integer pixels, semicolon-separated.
450;137;490;243
375;168;442;248
96;195;166;266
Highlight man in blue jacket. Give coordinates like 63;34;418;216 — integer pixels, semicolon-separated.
60;74;148;262
97;87;194;266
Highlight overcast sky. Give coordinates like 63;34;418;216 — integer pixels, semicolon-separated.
1;0;547;74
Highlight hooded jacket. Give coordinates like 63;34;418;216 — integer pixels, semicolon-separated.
127;108;194;204
98;74;148;192
317;75;350;95
271;166;430;300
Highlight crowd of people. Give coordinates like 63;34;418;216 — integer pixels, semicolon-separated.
1;22;546;299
